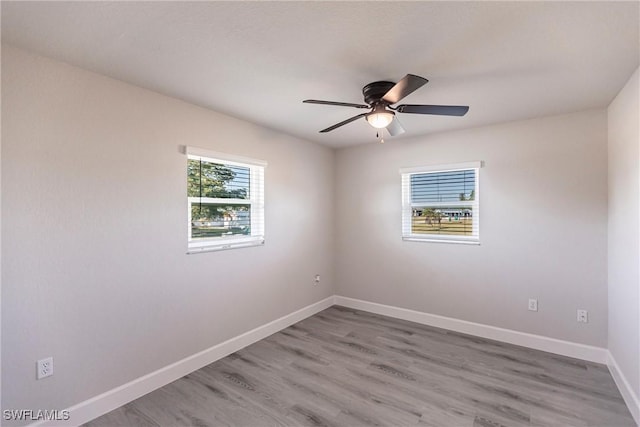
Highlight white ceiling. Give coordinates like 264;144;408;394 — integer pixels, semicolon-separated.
2;1;639;148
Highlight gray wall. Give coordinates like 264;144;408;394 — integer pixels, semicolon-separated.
334;109;609;347
608;67;640;398
1;46;335;417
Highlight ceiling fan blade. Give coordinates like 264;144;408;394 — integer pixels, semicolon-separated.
382;74;429;104
303;99;369;109
320;113;369;133
386;117;405;136
319;113;368;133
396;104;469;116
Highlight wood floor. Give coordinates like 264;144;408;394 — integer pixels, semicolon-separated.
85;306;635;427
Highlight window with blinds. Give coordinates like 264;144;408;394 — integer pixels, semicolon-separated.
401;162;481;244
186;147;266;253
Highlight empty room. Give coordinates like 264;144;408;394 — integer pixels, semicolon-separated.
1;1;639;426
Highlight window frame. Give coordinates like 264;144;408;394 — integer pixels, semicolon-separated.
186;146;266;254
400;161;481;245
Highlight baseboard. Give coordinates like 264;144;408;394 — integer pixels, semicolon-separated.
28;294;618;427
607;351;640;425
334;296;608;364
29;296;335;427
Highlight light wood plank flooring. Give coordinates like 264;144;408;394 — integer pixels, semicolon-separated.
85;306;635;426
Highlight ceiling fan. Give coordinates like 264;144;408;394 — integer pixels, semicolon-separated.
303;74;469;137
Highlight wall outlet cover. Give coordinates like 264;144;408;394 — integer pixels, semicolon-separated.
37;357;54;380
577;309;588;323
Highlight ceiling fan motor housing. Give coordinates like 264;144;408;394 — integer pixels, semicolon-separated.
362;81;395;105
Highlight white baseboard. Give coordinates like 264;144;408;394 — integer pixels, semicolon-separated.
334;296;608;364
29;295;622;427
30;296;335;427
607;351;640;426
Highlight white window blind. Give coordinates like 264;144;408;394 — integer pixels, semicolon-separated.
401;161;481;244
186;147;266;253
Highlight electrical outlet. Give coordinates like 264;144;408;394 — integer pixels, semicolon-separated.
528;299;538;312
577;309;588;323
314;274;320;285
37;357;53;380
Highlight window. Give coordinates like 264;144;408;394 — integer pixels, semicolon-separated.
401;161;481;244
186;147;266;253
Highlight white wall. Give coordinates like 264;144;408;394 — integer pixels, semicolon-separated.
608;67;640;401
1;46;335;420
335;109;608;347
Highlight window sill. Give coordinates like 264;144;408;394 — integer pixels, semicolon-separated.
187;238;264;254
402;236;480;245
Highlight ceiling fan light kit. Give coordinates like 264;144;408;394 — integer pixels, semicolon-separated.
303;74;469;140
366;106;394;129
